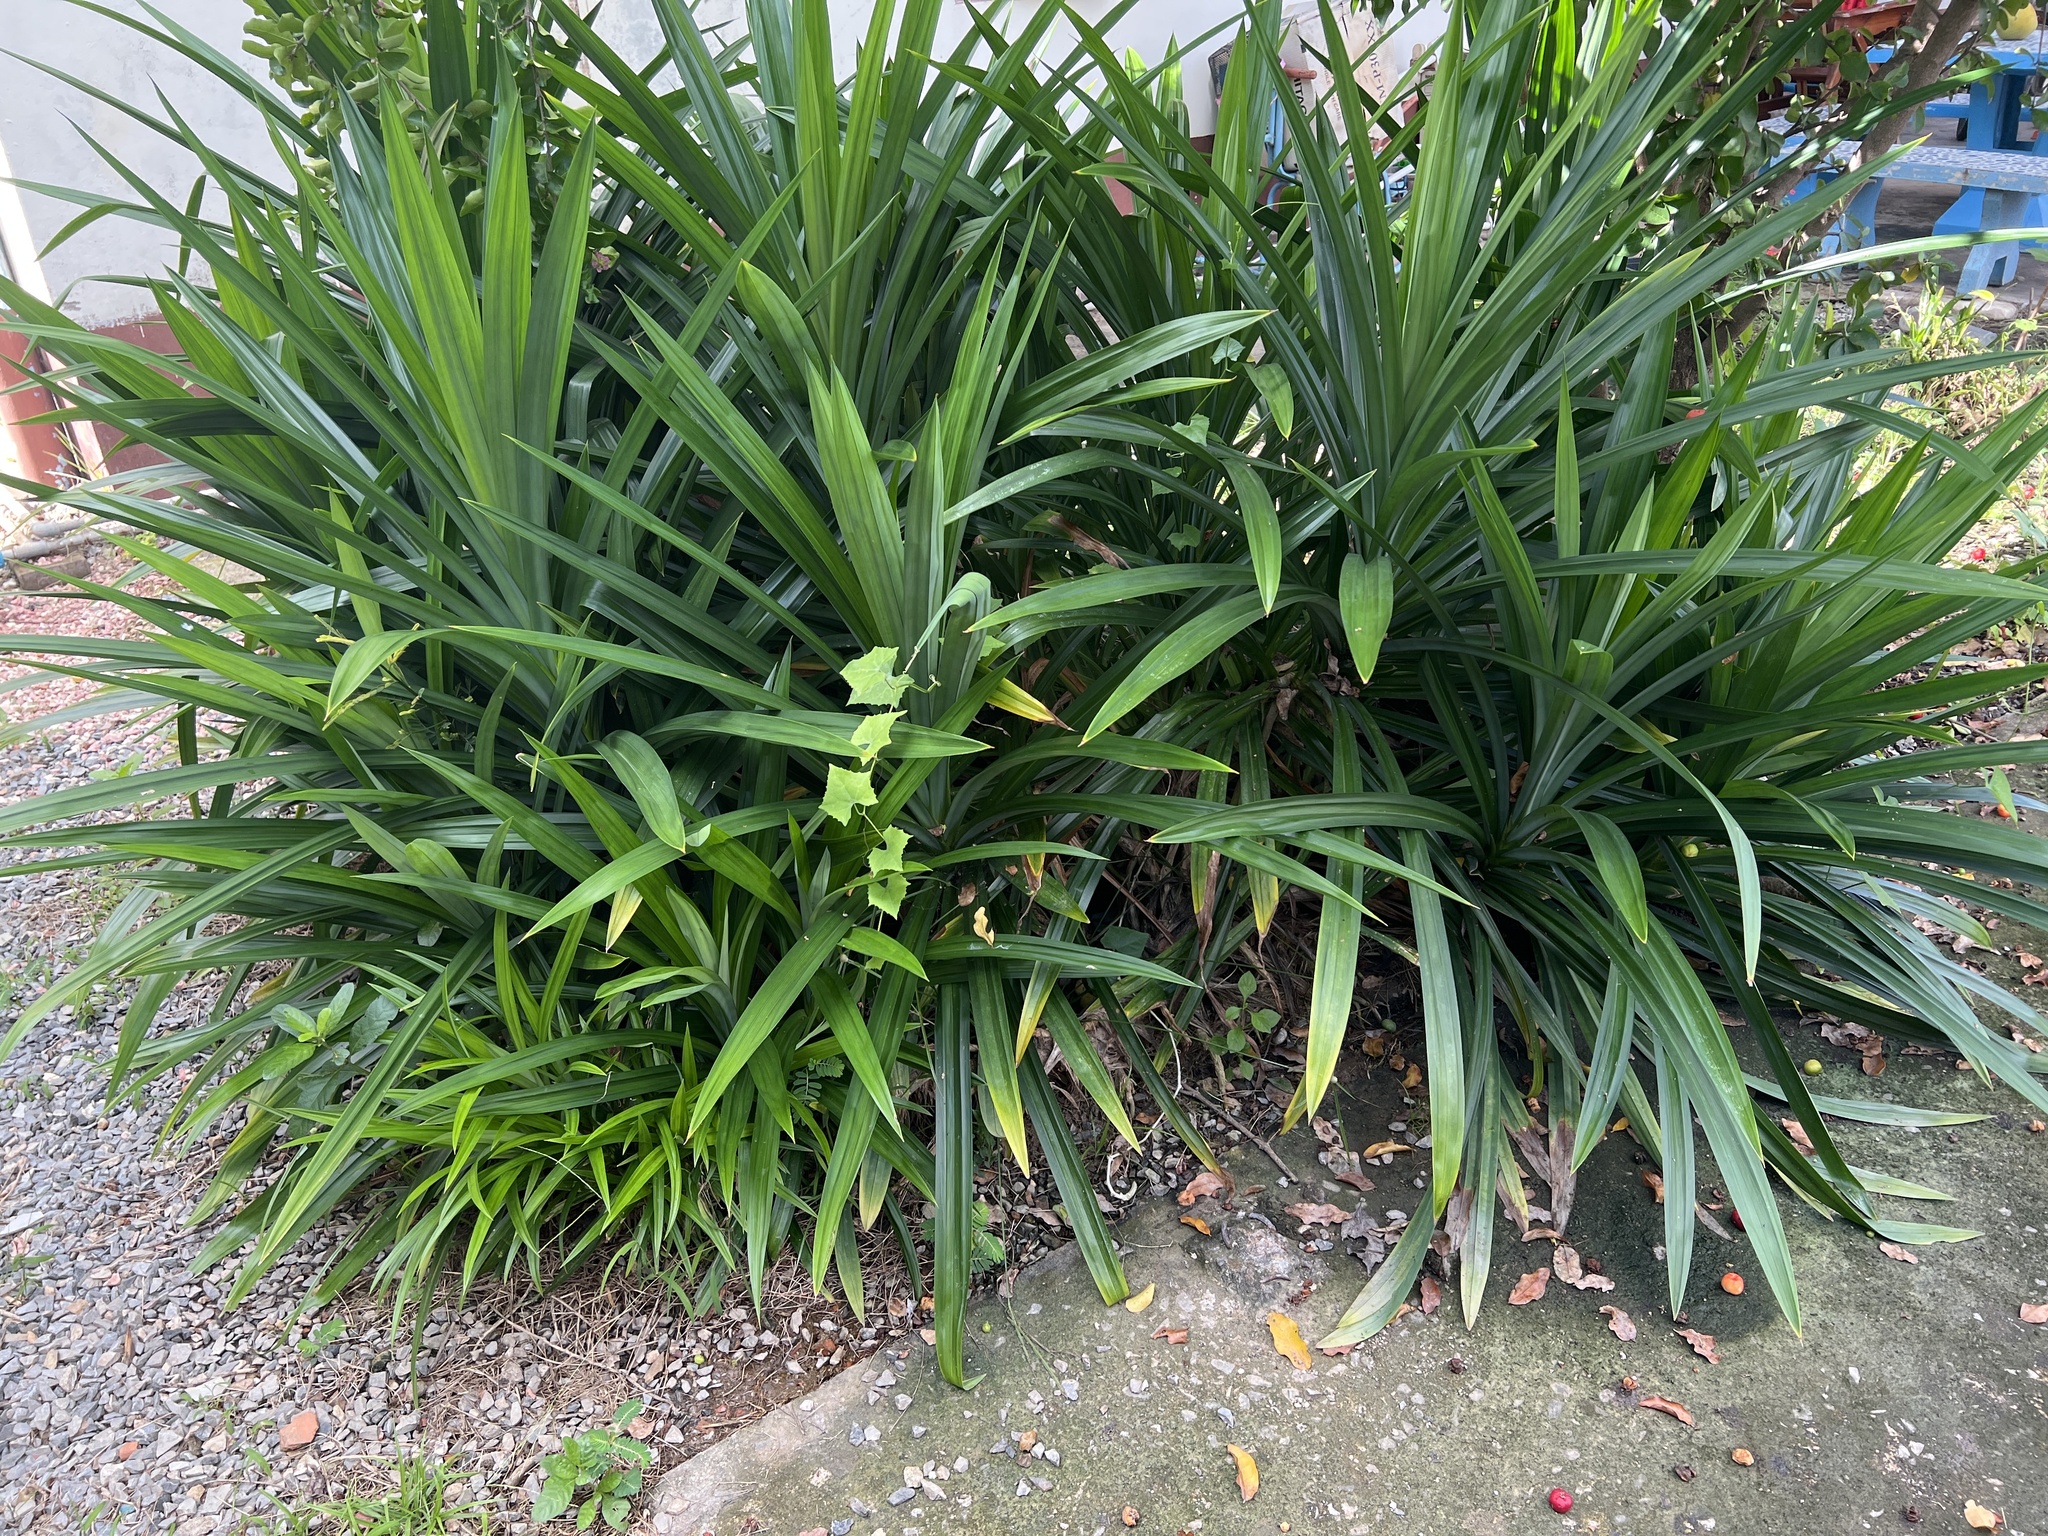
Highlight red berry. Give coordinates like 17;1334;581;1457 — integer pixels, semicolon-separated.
1972;547;1989;561
1549;1488;1574;1514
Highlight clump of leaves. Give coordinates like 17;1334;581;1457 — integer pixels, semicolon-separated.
533;1404;652;1531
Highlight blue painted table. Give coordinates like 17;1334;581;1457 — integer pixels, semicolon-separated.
1868;43;2048;238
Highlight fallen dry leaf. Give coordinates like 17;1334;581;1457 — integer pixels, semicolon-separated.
973;906;996;945
2020;1302;2048;1325
1639;1395;1696;1428
1226;1443;1259;1502
1124;1283;1156;1313
1731;1447;1755;1467
1335;1170;1376;1192
1508;1267;1551;1305
1283;1201;1352;1229
1878;1241;1920;1264
1178;1170;1227;1206
1965;1500;2002;1531
1362;1141;1412;1158
1676;1327;1721;1365
1779;1117;1815;1155
1121;1505;1141;1528
1419;1275;1442;1315
1267;1311;1313;1371
919;1326;937;1345
1642;1169;1666;1203
1601;1305;1637;1342
2021;951;2044;970
1553;1246;1614;1290
1180;1215;1212;1236
1151;1324;1190;1345
1401;1062;1422;1090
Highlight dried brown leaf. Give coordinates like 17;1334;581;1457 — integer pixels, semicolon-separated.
1779;1117;1815;1155
1283;1202;1352;1229
1178;1170;1228;1207
1676;1327;1721;1365
2020;1302;2048;1324
1266;1311;1312;1371
1639;1395;1696;1427
1419;1275;1442;1315
1642;1170;1666;1203
1878;1241;1919;1264
1601;1305;1637;1342
1552;1244;1584;1284
1965;1500;2003;1531
1335;1171;1376;1192
1151;1325;1189;1345
1508;1268;1551;1305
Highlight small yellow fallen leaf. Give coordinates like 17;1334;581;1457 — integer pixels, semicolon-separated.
1362;1141;1412;1158
1266;1311;1312;1371
1610;1115;1630;1133
1400;1062;1422;1090
1124;1282;1156;1313
1965;1500;2002;1531
1180;1215;1212;1236
973;906;995;945
1227;1443;1259;1501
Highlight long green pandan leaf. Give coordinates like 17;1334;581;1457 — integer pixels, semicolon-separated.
1019;1046;1130;1306
1320;1173;1436;1348
933;985;976;1387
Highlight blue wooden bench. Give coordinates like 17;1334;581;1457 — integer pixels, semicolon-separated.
1839;144;2048;289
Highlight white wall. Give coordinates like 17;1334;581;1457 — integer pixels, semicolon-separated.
0;0;1441;329
0;0;265;329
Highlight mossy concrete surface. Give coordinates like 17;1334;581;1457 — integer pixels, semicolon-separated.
652;1049;2047;1536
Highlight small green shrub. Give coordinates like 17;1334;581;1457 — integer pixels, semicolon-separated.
532;1404;652;1531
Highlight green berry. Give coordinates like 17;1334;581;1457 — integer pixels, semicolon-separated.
1802;1058;1822;1076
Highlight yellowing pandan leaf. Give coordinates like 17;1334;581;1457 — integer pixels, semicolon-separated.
1123;1281;1155;1312
987;675;1063;725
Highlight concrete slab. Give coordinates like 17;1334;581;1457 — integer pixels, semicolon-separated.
650;1048;2048;1536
